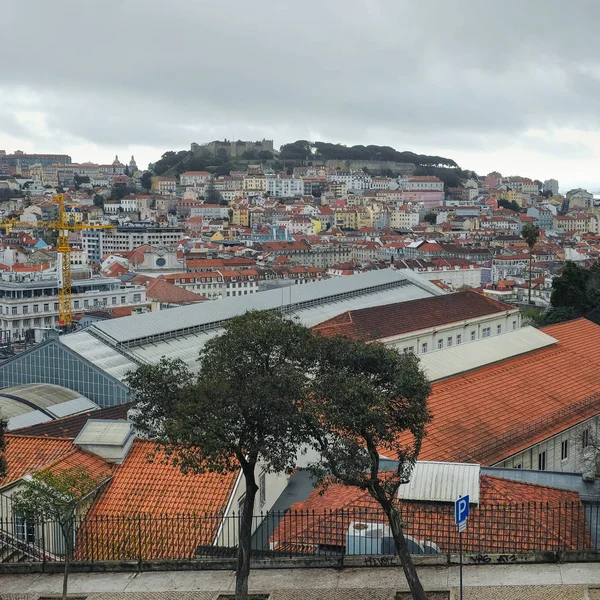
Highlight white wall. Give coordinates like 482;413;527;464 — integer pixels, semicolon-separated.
496;415;600;473
217;465;292;547
384;311;521;355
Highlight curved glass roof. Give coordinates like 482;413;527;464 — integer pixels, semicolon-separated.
0;383;99;430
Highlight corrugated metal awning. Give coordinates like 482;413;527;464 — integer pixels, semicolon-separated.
397;461;481;504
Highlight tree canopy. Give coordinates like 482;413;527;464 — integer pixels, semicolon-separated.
204;180;226;205
126;311;315;600
279;140;457;167
498;198;521;212
306;335;431;600
534;260;600;326
140;171;153;191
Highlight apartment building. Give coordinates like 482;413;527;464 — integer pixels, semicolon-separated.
189;205;230;220
0;268;148;339
160;269;259;300
180;171;211;186
266;175;303;198
83;224;184;263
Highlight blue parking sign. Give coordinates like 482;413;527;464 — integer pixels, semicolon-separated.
455;495;469;525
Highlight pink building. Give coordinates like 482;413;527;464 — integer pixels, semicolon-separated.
401;190;445;209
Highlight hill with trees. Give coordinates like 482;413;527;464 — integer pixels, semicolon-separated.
146;140;467;185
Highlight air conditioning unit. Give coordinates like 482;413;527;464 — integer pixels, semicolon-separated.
346;521;395;556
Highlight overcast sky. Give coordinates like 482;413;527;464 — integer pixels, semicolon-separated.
3;0;600;191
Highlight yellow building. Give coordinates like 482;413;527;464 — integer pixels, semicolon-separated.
502;189;524;206
231;207;250;227
243;175;267;192
151;176;177;195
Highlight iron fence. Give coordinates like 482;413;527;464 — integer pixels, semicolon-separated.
0;501;598;564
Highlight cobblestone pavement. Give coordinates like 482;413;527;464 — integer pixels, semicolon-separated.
270;590;396;600
2;588;599;599
459;585;587;599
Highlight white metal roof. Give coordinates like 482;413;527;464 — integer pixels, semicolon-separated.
397;461;481;504
74;419;133;446
7;412;51;431
418;326;557;382
57;269;442;380
60;331;138;380
86;269;442;345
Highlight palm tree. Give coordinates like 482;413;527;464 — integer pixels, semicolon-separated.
522;222;540;304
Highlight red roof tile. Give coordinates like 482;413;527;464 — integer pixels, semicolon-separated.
270;474;589;554
0;435;74;487
76;440;239;559
313;291;516;341
418;318;600;464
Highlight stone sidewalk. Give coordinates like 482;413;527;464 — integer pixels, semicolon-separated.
1;563;600;598
1;588;600;599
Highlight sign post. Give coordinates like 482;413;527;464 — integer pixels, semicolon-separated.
455;495;469;600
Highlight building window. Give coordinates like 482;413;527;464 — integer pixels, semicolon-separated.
561;439;569;461
471;331;476;341
421;343;428;354
538;451;546;471
22;306;28;315
121;296;125;304
34;318;41;326
11;307;17;315
259;472;266;508
514;463;523;469
497;324;502;334
84;300;89;308
133;294;141;303
512;320;517;330
437;339;443;350
44;304;49;312
74;300;79;309
33;305;39;313
447;337;452;347
456;334;462;345
583;429;589;448
14;515;35;543
482;327;491;338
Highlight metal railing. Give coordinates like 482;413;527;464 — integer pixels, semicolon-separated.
0;501;598;564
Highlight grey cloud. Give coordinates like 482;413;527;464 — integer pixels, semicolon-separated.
2;0;600;179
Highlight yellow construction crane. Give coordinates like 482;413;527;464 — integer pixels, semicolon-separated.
0;194;115;327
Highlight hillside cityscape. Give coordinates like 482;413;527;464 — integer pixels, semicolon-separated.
3;2;600;597
0;137;599;597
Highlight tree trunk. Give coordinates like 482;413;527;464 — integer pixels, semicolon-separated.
60;520;73;600
62;550;69;600
235;469;258;600
386;505;428;600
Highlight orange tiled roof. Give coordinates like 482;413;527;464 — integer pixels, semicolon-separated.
76;440;239;559
419;318;600;464
40;449;112;482
313;291;516;341
0;435;74;487
270;474;590;554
